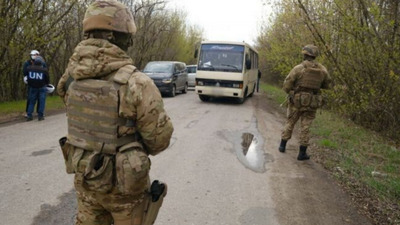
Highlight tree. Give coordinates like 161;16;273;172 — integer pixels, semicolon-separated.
256;0;400;141
0;0;203;102
0;0;85;101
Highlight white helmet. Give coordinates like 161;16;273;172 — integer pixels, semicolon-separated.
30;50;40;55
46;84;55;93
30;50;40;60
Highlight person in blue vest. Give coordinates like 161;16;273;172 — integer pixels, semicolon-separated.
26;57;49;121
23;50;47;118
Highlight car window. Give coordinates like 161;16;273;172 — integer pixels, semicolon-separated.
144;62;173;73
187;66;197;73
174;64;179;73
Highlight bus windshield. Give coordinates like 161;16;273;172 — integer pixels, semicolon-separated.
198;44;244;73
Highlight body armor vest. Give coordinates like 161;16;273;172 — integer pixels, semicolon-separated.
66;65;137;154
296;62;325;92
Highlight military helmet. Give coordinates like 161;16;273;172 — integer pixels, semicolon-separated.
83;0;136;35
301;45;319;57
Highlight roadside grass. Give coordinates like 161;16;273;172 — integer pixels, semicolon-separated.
261;82;400;223
260;83;287;104
0;95;65;115
312;112;400;200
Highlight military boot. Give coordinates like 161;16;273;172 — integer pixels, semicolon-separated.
297;145;310;160
278;139;287;152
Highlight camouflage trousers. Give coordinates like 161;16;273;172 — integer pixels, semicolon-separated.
281;103;316;146
73;151;148;225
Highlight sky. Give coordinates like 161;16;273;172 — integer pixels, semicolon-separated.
167;0;269;46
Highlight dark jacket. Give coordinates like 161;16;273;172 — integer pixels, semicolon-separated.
26;63;49;88
23;57;47;77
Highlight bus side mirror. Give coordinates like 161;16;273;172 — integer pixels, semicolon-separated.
245;59;251;70
194;49;198;58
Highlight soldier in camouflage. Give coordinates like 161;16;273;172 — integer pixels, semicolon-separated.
57;1;173;224
278;45;331;160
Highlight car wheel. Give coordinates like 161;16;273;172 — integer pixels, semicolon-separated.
182;83;188;94
199;95;210;102
169;85;176;97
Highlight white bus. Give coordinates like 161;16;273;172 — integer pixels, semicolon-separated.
194;41;259;103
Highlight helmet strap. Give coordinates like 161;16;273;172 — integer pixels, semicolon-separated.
84;30;114;42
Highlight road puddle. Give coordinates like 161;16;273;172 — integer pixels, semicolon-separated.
237;132;267;173
217;116;273;173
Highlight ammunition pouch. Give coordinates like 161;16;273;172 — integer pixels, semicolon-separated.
300;92;312;107
310;94;323;108
116;142;151;195
60;136;114;193
293;92;322;110
142;180;168;225
82;153;115;193
293;93;302;108
62;138;151;195
59;136;75;174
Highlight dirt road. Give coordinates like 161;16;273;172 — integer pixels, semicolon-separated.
0;90;371;224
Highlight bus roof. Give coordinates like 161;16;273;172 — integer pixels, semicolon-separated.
200;40;258;54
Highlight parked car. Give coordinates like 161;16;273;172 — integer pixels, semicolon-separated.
143;61;188;97
186;65;197;87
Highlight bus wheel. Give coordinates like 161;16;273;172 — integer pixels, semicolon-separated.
237;88;247;104
248;84;256;97
199;95;210;102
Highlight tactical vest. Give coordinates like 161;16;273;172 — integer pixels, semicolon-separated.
292;62;325;110
66;65;137;154
296;62;325;92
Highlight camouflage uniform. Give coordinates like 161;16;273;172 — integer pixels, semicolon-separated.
279;45;331;160
57;1;173;224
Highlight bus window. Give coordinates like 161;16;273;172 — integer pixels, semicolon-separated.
198;44;244;73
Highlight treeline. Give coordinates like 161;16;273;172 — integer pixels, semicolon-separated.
0;0;202;102
256;0;400;142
